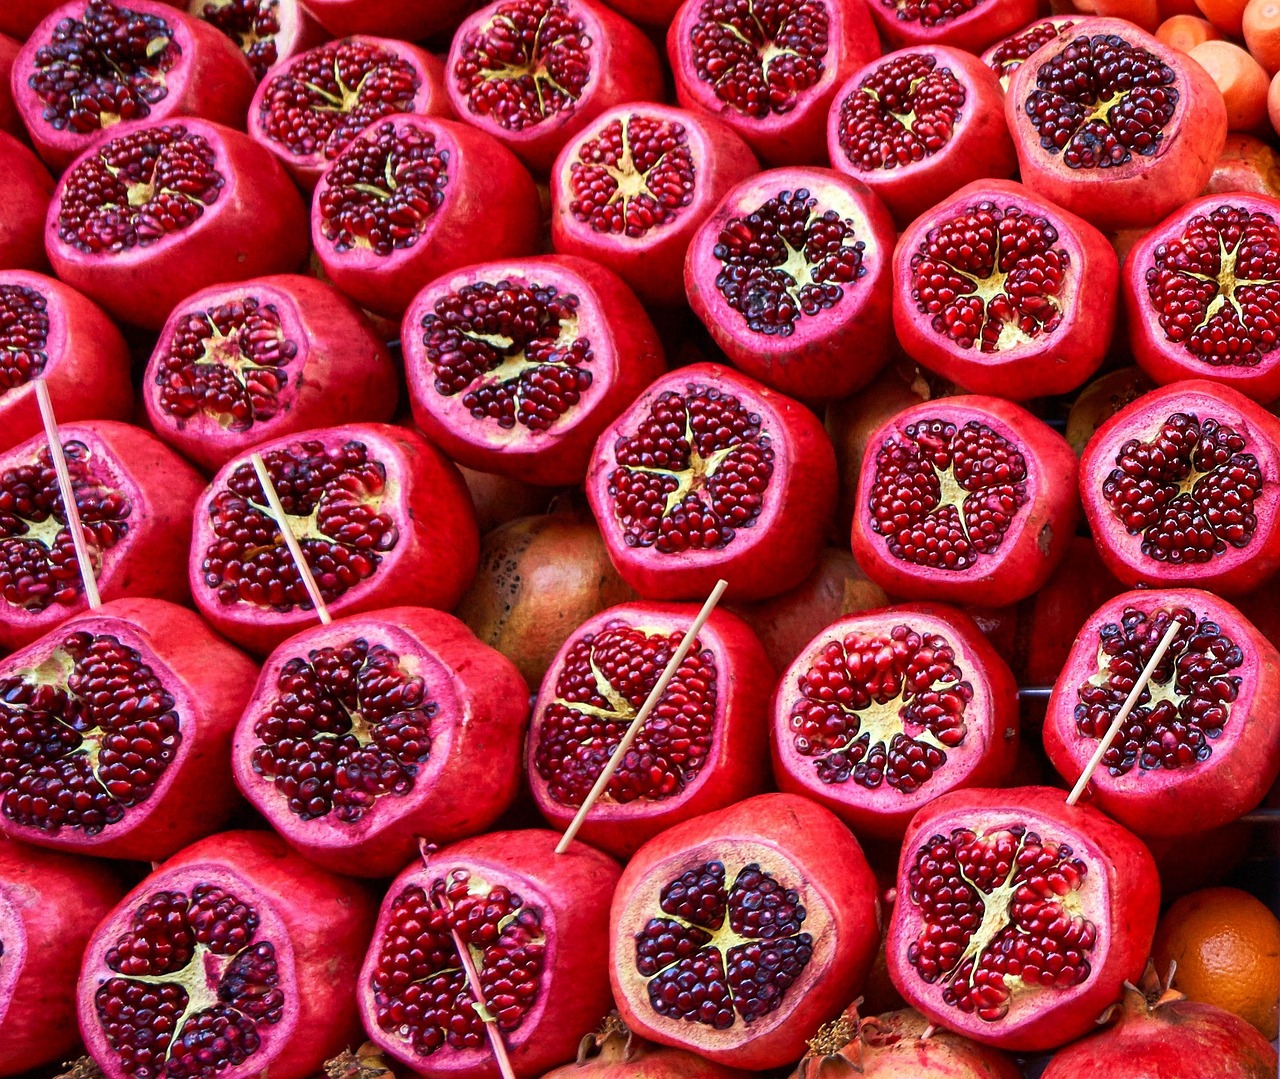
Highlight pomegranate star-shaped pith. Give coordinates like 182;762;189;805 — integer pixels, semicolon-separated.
881;0;982;27
0;284;50;391
199;0;284;79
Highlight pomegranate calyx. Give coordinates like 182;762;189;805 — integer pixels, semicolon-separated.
53;1058;105;1079
577;1013;639;1064
1099;960;1184;1025
324;1042;397;1079
797;1015;862;1076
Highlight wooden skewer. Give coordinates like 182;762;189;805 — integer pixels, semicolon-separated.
35;380;100;609
555;579;728;855
250;452;332;625
1067;617;1184;806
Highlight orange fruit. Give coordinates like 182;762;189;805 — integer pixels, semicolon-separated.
1153;886;1280;1040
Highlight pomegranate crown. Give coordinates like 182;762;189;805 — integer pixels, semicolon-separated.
576;1013;641;1065
1099;960;1185;1026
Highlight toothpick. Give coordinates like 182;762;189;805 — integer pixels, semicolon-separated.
34;380;100;609
250;452;331;625
1067;617;1184;806
555;579;729;855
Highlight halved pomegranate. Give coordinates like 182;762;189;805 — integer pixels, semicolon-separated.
358;829;621;1079
0;420;205;650
771;603;1019;840
190;423;479;655
144;274;398;473
887;785;1160;1052
892;178;1120;400
0;133;53;274
1006;17;1228;230
249;36;450;189
233;606;529;878
303;0;472;41
404;256;665;488
609;792;880;1069
667;0;881;166
868;0;1038;52
188;0;327;80
46;118;309;331
12;0;256;170
0;271;132;455
313;114;542;319
0;597;258;860
828;47;1016;226
528;602;773;858
448;0;664;173
981;16;1080;90
550;102;760;309
79;829;378;1079
851;395;1081;607
1079;379;1280;595
585;362;838;601
1123;193;1280;401
684;167;895;401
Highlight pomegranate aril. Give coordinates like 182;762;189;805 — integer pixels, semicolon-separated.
868;0;1039;51
982;17;1079;89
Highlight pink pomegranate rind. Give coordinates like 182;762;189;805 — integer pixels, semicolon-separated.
892;178;1120;400
771;603;1019;840
550;102;760;309
188;0;328;81
868;0;1038;52
144;274;398;473
609;792;880;1068
886;785;1160;1053
358;829;622;1079
78;829;377;1079
980;16;1079;91
0;133;53;274
851;395;1081;608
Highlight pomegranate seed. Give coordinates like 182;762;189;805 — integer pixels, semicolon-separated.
197;0;283;79
0;284;50;390
879;0;983;29
985;19;1076;85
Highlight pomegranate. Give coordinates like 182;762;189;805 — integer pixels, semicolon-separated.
358;829;621;1079
1006;17;1228;231
1064;366;1155;456
0;420;205;650
609;792;881;1068
1039;961;1279;1079
599;0;682;28
0;597;257;859
79;829;378;1079
0;33;21;136
46;118;309;331
868;0;1037;52
851;395;1081;607
448;0;664;173
303;0;478;48
585;361;838;601
982;16;1080;90
2;1;85;40
404;256;666;488
684;168;895;401
1078;379;1280;594
828;48;1017;227
0;271;133;455
191;423;479;656
250;36;450;190
0;132;53;274
667;0;880;166
144;274;398;473
313;114;542;319
458;465;552;535
12;0;256;170
887;785;1161;1052
188;0;327;80
541;1013;750;1078
1205;133;1280;196
550;103;759;309
0;838;122;1077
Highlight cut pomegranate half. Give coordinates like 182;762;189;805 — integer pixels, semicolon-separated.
868;0;1037;52
144;274;398;473
609;792;880;1068
79;829;378;1079
852;395;1081;608
250;36;450;190
771;603;1019;840
892;178;1120;400
313;114;542;319
828;47;1016;226
190;423;479;655
528;602;773;858
0;420;204;651
981;16;1079;91
683;167;895;401
0;597;257;860
667;0;881;166
404;255;666;488
1079;379;1280;595
0;133;53;275
448;0;664;173
886;785;1160;1052
550;102;760;309
358;830;621;1079
1006;17;1228;231
233;606;529;878
1124;193;1280;402
188;0;327;80
586;362;838;602
13;0;256;170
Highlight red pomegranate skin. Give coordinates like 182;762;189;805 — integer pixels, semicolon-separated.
1204;133;1280;197
0;837;123;1077
0;132;53;274
305;0;478;47
359;829;622;1079
868;0;1038;52
539;1015;752;1078
0;33;20;136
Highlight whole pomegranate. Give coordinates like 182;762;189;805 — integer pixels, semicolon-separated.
1204;133;1280;196
457;464;552;535
0;132;53;274
981;16;1080;89
187;0;327;80
867;0;1038;52
540;1014;750;1078
304;0;472;40
1064;367;1155;457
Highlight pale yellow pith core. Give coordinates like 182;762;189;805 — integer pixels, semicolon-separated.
1175;233;1279;336
456;311;581;389
710;3;803;100
89;35;172;128
619;410;741;519
477;7;575;118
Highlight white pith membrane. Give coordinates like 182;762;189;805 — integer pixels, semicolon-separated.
0;278;68;402
0;886;24;1027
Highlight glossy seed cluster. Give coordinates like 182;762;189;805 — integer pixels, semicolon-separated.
198;0;285;79
0;284;50;391
880;0;983;28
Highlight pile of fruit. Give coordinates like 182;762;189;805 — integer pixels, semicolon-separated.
0;0;1279;1077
